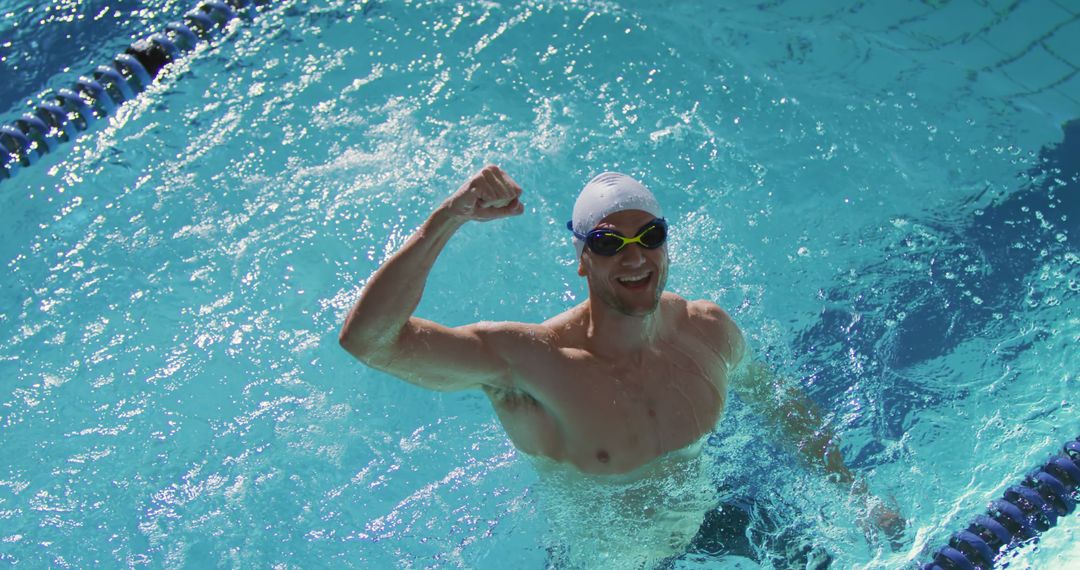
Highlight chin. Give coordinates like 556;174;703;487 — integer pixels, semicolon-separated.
613;291;662;317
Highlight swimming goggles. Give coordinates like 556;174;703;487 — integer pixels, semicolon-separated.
566;218;668;256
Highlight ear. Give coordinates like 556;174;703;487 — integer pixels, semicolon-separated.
577;253;588;277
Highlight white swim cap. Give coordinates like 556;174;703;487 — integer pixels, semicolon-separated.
570;172;664;257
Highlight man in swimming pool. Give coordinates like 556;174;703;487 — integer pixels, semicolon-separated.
338;165;904;562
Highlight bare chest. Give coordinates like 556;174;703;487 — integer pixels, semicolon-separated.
526;346;727;473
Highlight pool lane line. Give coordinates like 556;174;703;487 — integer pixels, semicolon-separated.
0;0;272;183
922;434;1080;569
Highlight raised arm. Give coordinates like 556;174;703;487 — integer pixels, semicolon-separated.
338;165;525;392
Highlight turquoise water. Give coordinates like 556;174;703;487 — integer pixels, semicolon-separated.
1;0;1078;567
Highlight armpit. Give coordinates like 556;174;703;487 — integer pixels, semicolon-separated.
482;385;542;412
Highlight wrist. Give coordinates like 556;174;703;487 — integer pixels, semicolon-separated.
431;202;469;229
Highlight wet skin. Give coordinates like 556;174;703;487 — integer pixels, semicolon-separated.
478;209;738;475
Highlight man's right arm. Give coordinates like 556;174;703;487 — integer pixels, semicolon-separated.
338;165;525;392
705;304;906;544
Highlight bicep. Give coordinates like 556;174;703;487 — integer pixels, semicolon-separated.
362;318;513;392
718;325;775;408
729;356;775;407
729;348;812;428
698;301;827;432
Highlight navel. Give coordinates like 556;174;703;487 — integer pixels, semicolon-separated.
596;449;610;463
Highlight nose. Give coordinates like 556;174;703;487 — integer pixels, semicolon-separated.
619;244;647;267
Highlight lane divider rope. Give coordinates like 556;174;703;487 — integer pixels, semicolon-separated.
0;0;269;182
922;434;1080;569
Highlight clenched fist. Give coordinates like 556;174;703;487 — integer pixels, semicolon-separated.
442;165;525;222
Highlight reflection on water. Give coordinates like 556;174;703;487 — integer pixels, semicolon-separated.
0;0;1076;567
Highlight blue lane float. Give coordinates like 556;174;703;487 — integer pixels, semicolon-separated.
922;434;1080;569
0;0;269;182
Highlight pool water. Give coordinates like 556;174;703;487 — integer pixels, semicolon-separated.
1;0;1078;568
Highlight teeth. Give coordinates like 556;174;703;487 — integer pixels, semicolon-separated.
618;272;650;283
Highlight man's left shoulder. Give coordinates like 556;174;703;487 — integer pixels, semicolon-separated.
684;298;736;328
678;298;745;367
660;294;739;334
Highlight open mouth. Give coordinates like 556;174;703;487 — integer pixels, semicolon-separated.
616;271;652;290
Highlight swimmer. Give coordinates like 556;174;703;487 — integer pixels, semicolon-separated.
339;165;905;562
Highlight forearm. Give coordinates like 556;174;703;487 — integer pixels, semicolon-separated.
339;204;465;359
781;400;855;485
739;363;905;538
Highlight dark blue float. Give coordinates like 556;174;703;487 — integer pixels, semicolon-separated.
922;435;1080;569
0;0;268;181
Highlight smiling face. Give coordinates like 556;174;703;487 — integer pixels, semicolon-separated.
578;209;669;317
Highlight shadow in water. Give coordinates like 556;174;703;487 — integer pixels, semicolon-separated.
795;118;1079;453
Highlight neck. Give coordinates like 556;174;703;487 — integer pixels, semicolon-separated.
583;298;662;358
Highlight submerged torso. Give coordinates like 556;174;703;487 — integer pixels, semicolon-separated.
530;432;723;567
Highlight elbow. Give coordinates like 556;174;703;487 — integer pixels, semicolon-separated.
338;325;355;352
337;327;353;350
339;328;395;368
338;328;373;362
